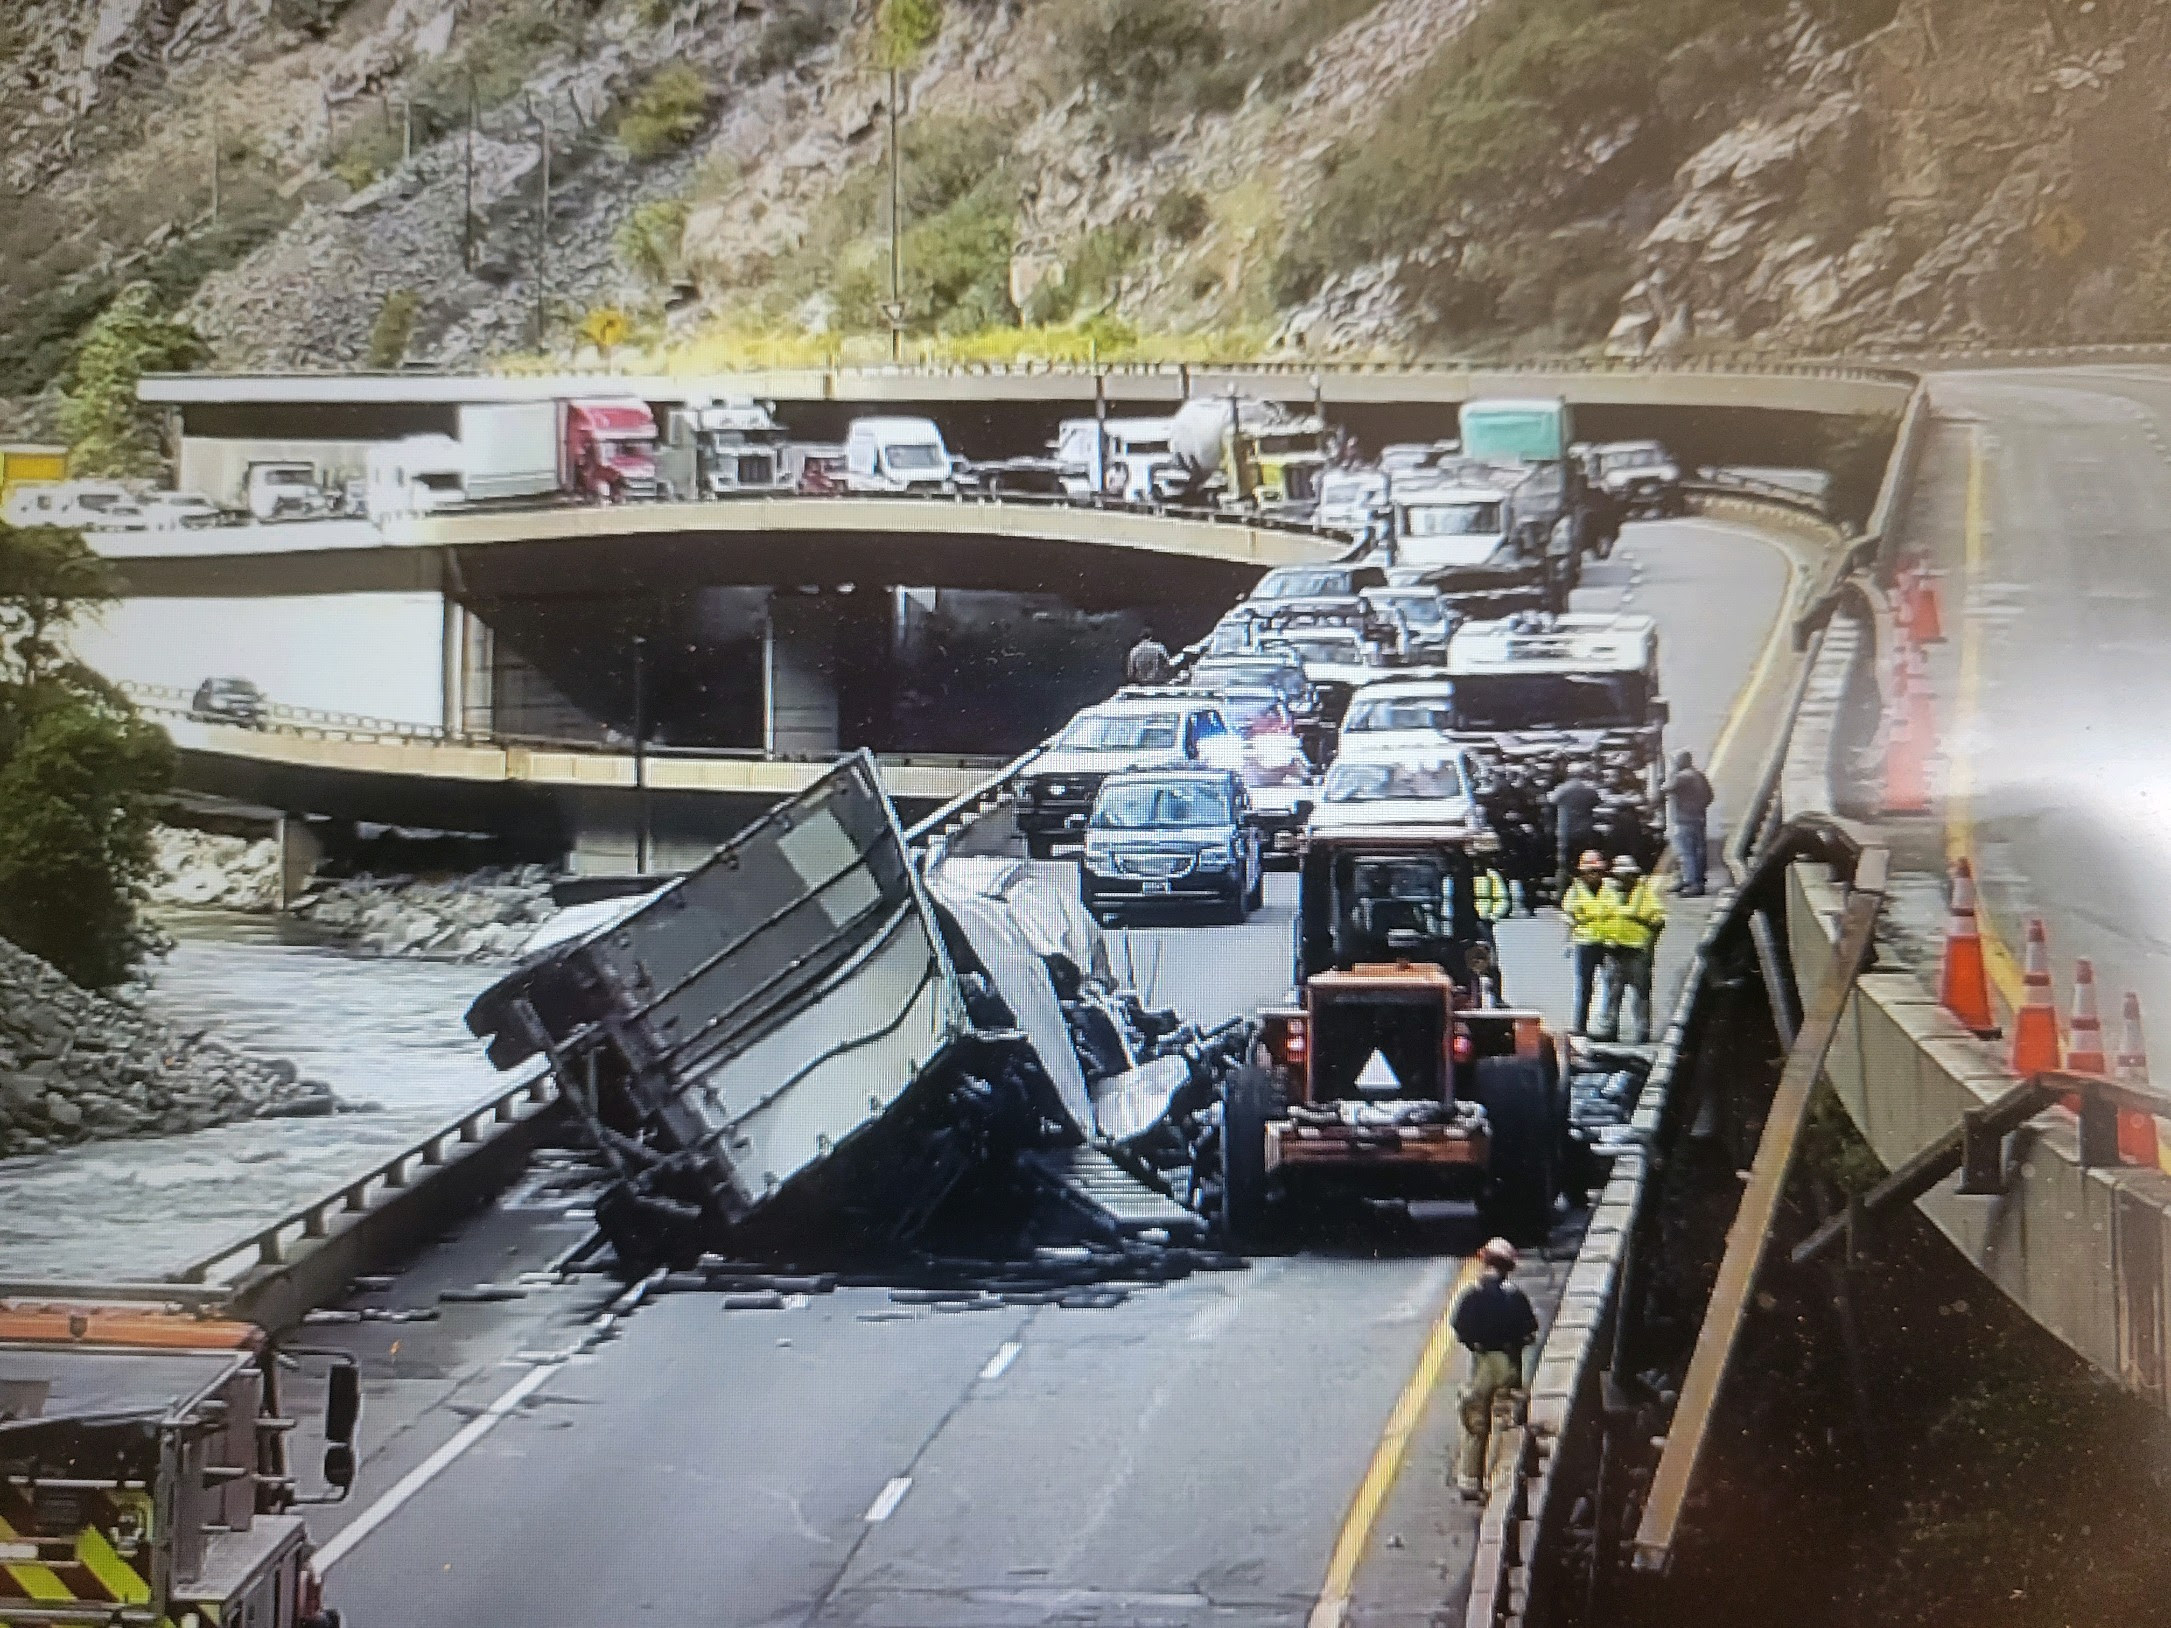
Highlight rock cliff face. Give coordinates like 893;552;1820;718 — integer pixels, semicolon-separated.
1609;0;2171;355
3;0;2167;390
0;935;333;1158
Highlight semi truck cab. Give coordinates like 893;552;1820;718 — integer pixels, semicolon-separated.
563;399;659;502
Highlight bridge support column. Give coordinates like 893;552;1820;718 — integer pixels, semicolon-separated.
443;598;493;737
763;592;839;758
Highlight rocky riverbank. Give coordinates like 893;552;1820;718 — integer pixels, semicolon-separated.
0;935;334;1159
149;826;281;912
287;867;557;962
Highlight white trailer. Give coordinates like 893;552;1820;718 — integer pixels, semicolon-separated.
457;401;560;502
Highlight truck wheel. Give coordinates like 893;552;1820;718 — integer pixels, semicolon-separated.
1220;1066;1284;1250
1244;847;1265;911
1025;832;1058;861
1475;1055;1558;1245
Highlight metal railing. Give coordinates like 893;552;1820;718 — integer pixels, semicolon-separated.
167;1069;558;1290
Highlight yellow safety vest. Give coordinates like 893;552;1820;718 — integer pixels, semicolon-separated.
1608;879;1667;951
1563;880;1617;946
1475;870;1511;923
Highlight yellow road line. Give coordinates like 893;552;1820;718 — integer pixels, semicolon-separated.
1309;1256;1483;1628
1943;425;2024;1012
1704;533;1804;786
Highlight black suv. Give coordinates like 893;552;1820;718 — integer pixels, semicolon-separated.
1079;767;1262;924
1016;692;1245;859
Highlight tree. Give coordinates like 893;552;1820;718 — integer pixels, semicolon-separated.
0;522;173;986
875;0;943;68
615;199;690;287
57;282;205;479
366;288;421;369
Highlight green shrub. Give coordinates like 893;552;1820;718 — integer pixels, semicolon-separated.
1065;0;1245;154
616;198;690;285
0;524;173;988
617;64;712;160
366;288;420;368
874;0;943;68
741;1;845;81
57;284;205;480
413;1;582;114
1152;186;1210;244
1025;222;1144;324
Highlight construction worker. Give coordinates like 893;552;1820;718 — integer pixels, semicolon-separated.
1561;850;1616;1038
1599;853;1667;1044
1548;764;1602;893
1125;629;1174;686
1472;863;1511;1005
1452;1237;1539;1499
1664;750;1715;896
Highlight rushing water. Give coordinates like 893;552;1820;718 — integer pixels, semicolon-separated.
0;915;530;1283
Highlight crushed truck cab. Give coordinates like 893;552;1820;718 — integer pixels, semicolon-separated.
1222;826;1569;1245
0;1296;355;1628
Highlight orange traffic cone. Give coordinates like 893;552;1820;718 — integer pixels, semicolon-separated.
1896;561;1946;646
1938;859;1998;1036
2009;918;2062;1077
2067;959;2107;1073
1911;572;1945;645
2114;991;2160;1167
1882;648;1931;814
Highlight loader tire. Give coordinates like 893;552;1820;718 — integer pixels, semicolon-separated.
1220;1065;1284;1252
1476;1055;1559;1245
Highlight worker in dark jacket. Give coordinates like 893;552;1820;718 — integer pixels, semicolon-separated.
1452;1237;1540;1498
1548;765;1603;892
1664;750;1716;896
1125;631;1174;686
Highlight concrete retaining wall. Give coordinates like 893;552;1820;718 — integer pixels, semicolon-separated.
1780;615;2171;1408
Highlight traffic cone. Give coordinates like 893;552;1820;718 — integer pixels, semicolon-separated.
1911;572;1945;645
2114;991;2161;1167
1938;859;1998;1036
1882;647;1931;814
2008;918;2062;1077
2067;959;2107;1074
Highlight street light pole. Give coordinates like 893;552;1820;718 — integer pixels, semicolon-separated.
887;65;903;361
632;635;651;875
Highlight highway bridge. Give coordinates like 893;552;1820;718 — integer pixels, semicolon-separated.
275;510;1803;1628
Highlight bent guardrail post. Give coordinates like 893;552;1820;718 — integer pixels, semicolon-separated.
1632;845;1889;1575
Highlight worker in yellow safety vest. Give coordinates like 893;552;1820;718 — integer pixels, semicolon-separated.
1597;853;1667;1044
1469;865;1512;1006
1560;850;1616;1037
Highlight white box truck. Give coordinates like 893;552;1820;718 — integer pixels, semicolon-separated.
457;402;560;503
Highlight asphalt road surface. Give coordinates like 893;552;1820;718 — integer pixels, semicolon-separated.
1898;368;2171;1063
305;516;1796;1628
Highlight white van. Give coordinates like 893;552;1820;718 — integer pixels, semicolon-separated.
842;416;956;493
2;480;150;531
1053;416;1176;502
367;435;467;522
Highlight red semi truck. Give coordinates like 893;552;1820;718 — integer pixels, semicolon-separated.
560;398;659;502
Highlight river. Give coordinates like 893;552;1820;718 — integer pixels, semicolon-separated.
0;915;529;1283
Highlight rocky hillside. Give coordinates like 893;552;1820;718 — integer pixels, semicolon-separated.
2;0;2167;407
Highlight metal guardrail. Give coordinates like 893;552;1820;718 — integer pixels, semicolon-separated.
1685;468;1831;519
167;1069;558;1291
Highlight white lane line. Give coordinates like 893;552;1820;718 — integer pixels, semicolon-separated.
864;1476;913;1523
979;1341;1022;1381
315;1361;564;1573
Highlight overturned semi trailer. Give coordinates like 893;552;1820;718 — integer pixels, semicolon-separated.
467;754;1250;1269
